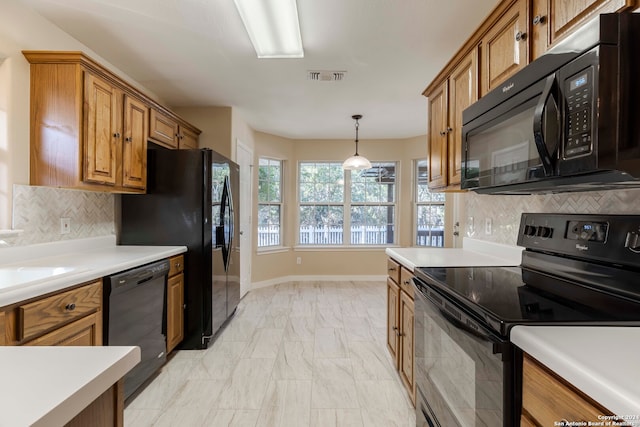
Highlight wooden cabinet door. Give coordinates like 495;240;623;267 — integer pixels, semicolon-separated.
122;95;148;190
531;0;550;60
387;278;400;369
84;73;119;185
167;273;184;353
0;312;5;345
399;290;415;405
481;0;529;95
179;126;199;149
26;312;102;346
149;108;179;148
427;81;448;189
549;0;633;46
447;49;478;186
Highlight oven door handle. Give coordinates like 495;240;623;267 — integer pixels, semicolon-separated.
533;73;559;177
438;308;506;356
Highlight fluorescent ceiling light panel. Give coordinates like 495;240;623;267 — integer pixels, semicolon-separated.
233;0;304;58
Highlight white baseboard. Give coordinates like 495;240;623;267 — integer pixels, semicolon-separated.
250;275;387;290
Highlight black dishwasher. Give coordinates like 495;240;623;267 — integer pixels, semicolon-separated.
104;259;169;400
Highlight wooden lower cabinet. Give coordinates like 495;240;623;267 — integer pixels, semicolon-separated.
521;354;612;425
386;257;416;405
399;290;415;403
386;278;400;367
166;255;185;353
65;379;124;427
0;280;103;346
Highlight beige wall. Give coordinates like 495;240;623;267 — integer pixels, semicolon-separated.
252;133;431;284
173;106;233;158
0;0;162;231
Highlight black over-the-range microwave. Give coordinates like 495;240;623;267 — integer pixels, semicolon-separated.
461;12;640;194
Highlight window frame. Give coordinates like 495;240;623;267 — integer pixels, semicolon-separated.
257;157;284;249
414;159;446;248
297;161;398;247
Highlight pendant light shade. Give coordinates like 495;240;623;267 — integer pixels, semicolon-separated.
342;115;372;170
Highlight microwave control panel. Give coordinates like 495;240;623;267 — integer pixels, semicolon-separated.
564;68;594;159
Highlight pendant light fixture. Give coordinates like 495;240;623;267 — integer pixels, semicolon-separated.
342;114;372;170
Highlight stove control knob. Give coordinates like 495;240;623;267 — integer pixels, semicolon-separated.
524;225;537;236
537;226;553;238
625;231;640;250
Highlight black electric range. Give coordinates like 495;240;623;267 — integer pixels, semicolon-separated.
412;213;640;427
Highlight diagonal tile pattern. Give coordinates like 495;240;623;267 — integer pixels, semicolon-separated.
463;188;640;245
9;184;114;246
125;281;416;427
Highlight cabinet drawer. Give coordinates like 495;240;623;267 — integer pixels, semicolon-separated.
168;255;185;277
399;267;415;299
149;108;179;148
26;312;101;346
387;258;400;284
19;281;102;341
522;354;610;424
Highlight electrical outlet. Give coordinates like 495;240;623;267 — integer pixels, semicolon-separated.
296;257;302;265
485;218;492;235
60;217;71;234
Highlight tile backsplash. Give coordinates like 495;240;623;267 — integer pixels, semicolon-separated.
5;185;114;246
461;188;640;246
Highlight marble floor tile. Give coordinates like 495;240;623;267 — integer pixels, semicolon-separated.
310;409;364;427
242;328;284;358
273;341;314;380
125;280;416;427
283;316;316;342
257;380;312;427
217;358;275;409
206;409;260;427
313;328;349;358
310;378;360;409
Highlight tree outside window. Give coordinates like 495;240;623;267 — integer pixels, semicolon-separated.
257;158;282;247
416;160;445;247
298;161;396;245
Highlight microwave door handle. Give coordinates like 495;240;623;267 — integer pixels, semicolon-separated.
533;73;558;176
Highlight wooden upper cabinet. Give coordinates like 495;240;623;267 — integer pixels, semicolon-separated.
447;49;478;186
551;0;635;43
149;108;179;148
427;81;448;189
179;126;199;149
84;73;119;186
531;0;550;60
123;95;148;189
425;47;478;190
481;0;529;96
24;51;201;192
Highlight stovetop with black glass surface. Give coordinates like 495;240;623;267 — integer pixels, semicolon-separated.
413;213;640;337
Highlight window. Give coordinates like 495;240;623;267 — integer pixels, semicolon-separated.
298;162;396;245
257;158;282;247
415;160;445;247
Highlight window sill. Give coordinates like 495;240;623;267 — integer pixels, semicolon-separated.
294;245;395;252
256;246;291;255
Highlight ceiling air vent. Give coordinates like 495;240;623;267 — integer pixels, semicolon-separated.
307;70;347;82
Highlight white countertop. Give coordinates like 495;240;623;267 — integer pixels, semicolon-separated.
0;346;140;426
512;326;640;417
0;236;186;307
385;237;523;271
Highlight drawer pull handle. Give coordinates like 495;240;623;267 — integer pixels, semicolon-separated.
403;280;411;285
65;303;76;311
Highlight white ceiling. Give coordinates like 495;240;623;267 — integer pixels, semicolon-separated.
21;0;499;139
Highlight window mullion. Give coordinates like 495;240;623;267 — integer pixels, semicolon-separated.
344;169;351;245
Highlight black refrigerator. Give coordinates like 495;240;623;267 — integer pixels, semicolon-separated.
119;147;240;349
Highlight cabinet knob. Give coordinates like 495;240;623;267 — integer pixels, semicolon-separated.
113;132;121;138
515;31;526;42
439;130;446;136
125;136;132;142
65;303;76;311
533;15;546;25
388;267;396;272
446;127;453;133
175;263;181;268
